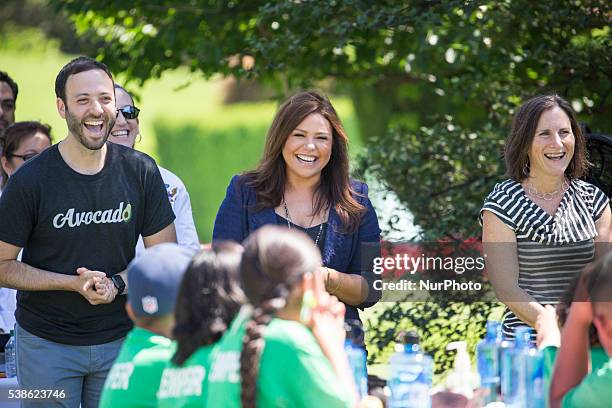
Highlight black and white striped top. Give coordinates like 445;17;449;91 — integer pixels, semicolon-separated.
480;179;609;338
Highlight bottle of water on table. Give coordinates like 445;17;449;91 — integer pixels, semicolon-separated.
501;326;531;407
477;320;502;404
388;331;433;408
5;329;16;378
526;347;545;408
344;320;368;399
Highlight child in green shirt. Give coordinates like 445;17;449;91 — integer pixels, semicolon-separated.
157;241;245;408
99;243;193;408
535;258;610;407
205;226;357;408
549;252;612;408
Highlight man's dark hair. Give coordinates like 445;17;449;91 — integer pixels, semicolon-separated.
54;57;114;103
0;71;19;104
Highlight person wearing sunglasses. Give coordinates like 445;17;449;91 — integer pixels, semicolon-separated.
0;121;52;334
109;84;201;254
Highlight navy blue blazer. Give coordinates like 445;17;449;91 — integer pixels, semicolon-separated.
212;174;382;325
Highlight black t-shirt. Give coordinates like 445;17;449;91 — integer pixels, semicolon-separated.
0;142;175;345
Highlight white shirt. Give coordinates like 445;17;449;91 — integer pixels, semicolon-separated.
0;188;16;332
135;166;200;255
0;287;16;333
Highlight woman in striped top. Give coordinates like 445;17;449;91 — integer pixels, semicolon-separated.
481;94;611;339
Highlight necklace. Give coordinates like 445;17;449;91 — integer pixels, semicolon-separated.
527;180;570;201
282;197;324;246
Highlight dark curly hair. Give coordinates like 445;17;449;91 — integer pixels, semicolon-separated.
55;56;114;103
171;241;246;366
239;226;321;408
0;71;18;103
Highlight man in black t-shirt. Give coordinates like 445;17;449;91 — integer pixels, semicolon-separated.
0;57;177;407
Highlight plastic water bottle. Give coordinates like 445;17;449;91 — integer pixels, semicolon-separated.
477;321;502;404
500;326;531;407
526;347;545;408
5;329;16;378
388;331;433;408
344;321;368;399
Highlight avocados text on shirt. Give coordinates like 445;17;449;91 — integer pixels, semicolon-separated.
52;201;133;229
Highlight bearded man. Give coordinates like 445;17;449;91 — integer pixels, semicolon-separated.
0;57;177;408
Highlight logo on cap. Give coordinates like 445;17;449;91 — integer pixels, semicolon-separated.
142;296;159;314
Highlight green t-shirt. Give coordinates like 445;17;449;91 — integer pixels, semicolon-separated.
562;357;612;408
542;345;608;408
157;345;213;408
99;327;174;408
205;309;354;408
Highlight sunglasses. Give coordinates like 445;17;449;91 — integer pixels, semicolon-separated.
117;105;140;120
9;152;39;162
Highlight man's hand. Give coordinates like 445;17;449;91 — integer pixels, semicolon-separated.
75;268;117;305
93;275;119;303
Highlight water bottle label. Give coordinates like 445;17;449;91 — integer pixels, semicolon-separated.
390;383;429;407
477;348;500;383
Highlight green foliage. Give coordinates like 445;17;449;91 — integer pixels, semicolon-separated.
362;120;506;240
366;301;501;379
0;0;96;54
54;0;610;129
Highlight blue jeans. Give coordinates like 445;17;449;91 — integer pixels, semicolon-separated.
15;324;124;408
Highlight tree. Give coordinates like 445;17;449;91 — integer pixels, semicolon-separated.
54;0;609;141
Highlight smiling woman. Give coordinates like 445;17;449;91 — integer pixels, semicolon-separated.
480;94;611;340
213;91;382;350
0;121;52;190
107;84;201;254
0;120;52;333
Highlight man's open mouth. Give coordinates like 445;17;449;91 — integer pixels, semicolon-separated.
84;120;104;134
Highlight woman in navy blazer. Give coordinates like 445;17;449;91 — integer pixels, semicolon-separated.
213;91;382;344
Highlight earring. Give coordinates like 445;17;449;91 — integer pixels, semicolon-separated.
522;160;530;177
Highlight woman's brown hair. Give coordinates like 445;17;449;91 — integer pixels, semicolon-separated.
0;121;52;187
243;90;364;232
239;226;321;408
505;94;588;182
